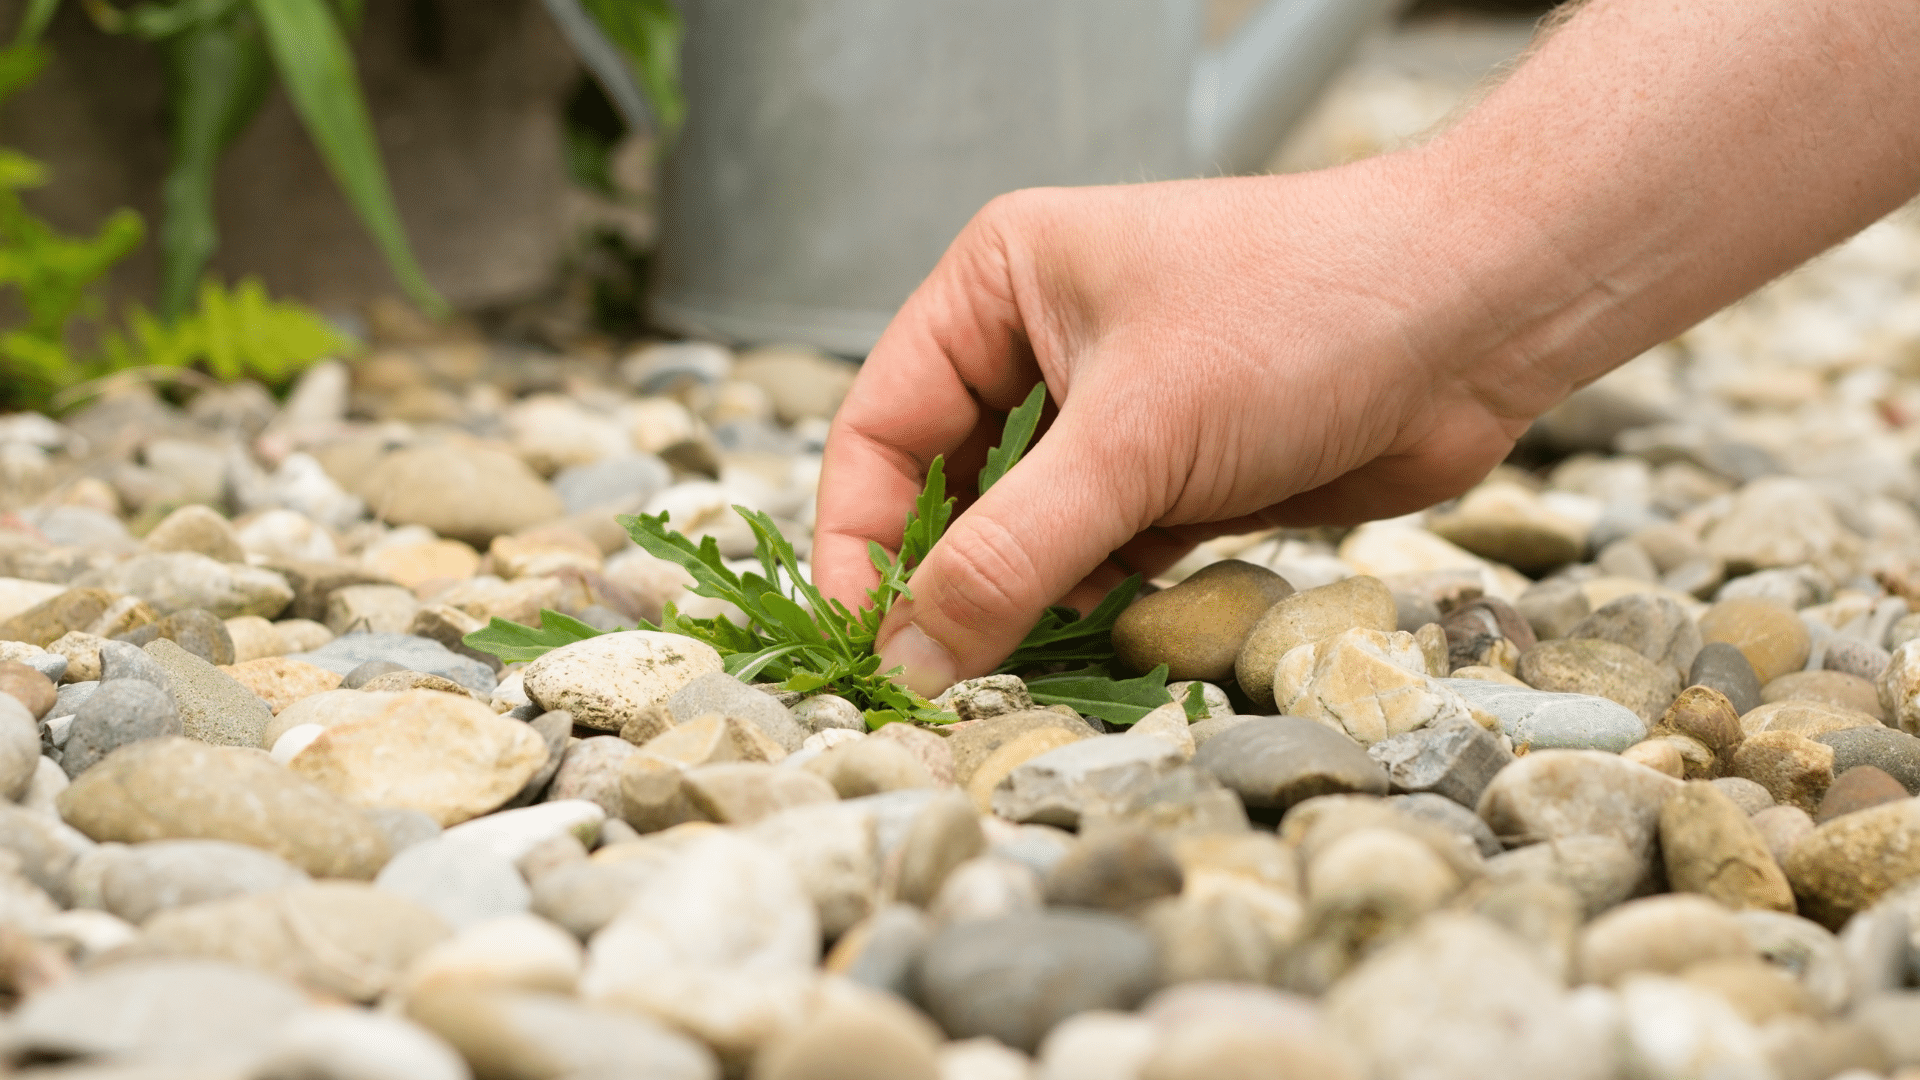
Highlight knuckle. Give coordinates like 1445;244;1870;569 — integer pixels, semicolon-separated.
926;517;1038;630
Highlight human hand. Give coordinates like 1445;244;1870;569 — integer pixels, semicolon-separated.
812;156;1568;695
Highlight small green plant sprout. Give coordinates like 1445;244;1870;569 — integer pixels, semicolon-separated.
466;384;1201;728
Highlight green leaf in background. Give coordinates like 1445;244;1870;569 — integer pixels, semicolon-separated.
578;0;683;139
1025;663;1175;727
979;382;1046;494
153;9;273;318
249;0;446;316
995;574;1142;674
463;609;611;665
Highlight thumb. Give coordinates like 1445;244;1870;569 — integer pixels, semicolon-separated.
875;406;1149;696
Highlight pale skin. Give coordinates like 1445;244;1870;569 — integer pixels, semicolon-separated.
814;0;1920;697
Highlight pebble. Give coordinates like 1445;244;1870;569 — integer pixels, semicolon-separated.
806;736;936;798
83;551;293;619
935;674;1035;721
217;655;342;713
1566;592;1702;675
1657;780;1795;911
1786;796;1920;928
73;838;308;924
1815;764;1909;822
284;689;548;825
991;734;1185;828
1389;791;1504;856
0;694;42;800
139;607;237;665
1698;598;1812;683
1192;714;1387;811
1614;974;1773;1078
1708;775;1775;814
1445;678;1646;752
915;911;1160;1052
57;737;391;878
355;441;567;546
0;659;56;718
748;800;880;937
1740;698;1880;738
441;801;607;861
663;670;808;750
326;582;421;635
947;709;1099;788
1687;643;1764;717
546;734;635;817
288;631;497;695
1043;827;1184;913
407;986;718;1080
1110;559;1293;682
375;838;532;928
1326;913;1615;1080
754;980;944;1080
1766;668;1886;719
60;678;183;778
46;629;108;681
0;586;117;647
1732;729;1834;814
254;1008;472;1080
1814;723;1920;794
143;637;273;747
1577;893;1753;984
1752;805;1816;866
521;630;724;732
893;789;986;908
5;958;309;1067
1478;749;1680;866
792;693;865;733
1273;627;1479;745
139;881;450;1001
1484;834;1644;919
1516;638;1681;726
1235;574;1397;709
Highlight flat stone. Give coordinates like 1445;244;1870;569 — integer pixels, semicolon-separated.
284;690;549;825
441;801;607;862
1699;598;1812;684
1477;749;1682;868
217;656;341;714
0;587;118;647
1112;559;1293;682
1235;575;1397;710
662;670;807;750
61;678;182;778
5;958;308;1067
1389;792;1503;856
358;669;482;698
74;839;309;924
1445;678;1646;752
138;881;450;1001
356;441;566;546
914;911;1160;1053
1076;764;1250;837
1815;765;1909;823
1732;730;1834;814
143;638;272;747
253;1008;472;1080
1740;699;1880;738
325;583;420;636
81;552;293;619
1327;914;1614;1080
374;838;532;928
946;710;1100;788
407;987;717;1080
678;761;835;825
1814;724;1920;795
1517;638;1681;726
1567;592;1701;675
522;630;724;732
1659;780;1795;911
1196;714;1388;810
1786;797;1920;928
57;737;391;879
992;734;1185;828
1577;893;1752;984
1764;669;1886;721
286;631;497;695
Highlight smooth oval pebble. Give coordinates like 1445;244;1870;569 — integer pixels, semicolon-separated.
1112;560;1294;683
1234;576;1396;710
1699;599;1811;684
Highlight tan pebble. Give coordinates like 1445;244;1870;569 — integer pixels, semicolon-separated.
1698;599;1811;684
1622;740;1685;778
220;656;344;714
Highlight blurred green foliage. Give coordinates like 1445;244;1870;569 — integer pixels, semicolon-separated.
0;9;354;413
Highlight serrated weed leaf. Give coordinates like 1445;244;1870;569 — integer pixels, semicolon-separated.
996;575;1142;673
1181;681;1208;721
463;608;611;664
897;455;951;571
979;382;1046;494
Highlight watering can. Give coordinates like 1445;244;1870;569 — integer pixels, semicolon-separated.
553;0;1410;355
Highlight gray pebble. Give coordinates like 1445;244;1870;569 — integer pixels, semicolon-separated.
62;679;182;778
374;838;531;929
1368;719;1513;808
343;659;408;688
364;807;443;855
1191;715;1387;810
288;632;496;695
1709;776;1776;815
1689;642;1764;716
1814;725;1920;795
1389;792;1503;857
99;641;172;696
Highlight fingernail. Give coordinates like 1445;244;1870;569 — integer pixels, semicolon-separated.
878;621;959;698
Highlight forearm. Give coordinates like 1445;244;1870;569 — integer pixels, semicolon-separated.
1407;0;1920;418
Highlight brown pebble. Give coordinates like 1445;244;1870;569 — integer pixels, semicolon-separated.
0;661;55;720
1732;730;1834;815
1622;740;1685;778
1698;599;1811;684
1815;765;1909;824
